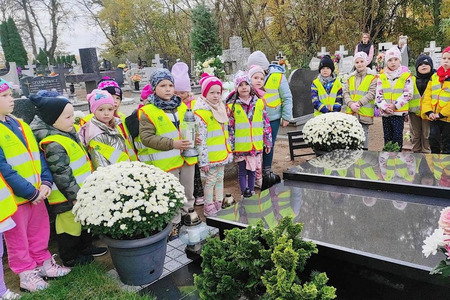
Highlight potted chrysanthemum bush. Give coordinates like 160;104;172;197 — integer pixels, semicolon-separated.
303;113;365;154
73;161;186;285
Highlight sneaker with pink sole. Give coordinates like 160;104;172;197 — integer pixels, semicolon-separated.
195;197;205;206
38;254;71;278
214;201;222;212
19;269;48;292
204;202;217;217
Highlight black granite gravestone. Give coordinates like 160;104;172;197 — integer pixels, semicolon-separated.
12;98;38;124
20;74;66;97
288;68;316;120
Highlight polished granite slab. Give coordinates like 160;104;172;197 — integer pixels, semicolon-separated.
283;150;450;198
207;181;446;277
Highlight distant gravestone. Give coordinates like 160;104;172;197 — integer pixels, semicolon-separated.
20;74;66;97
2;62;20;87
130;63;138;70
317;47;330;58
378;42;393;52
124;67;155;88
151;54;164;68
115;68;124;87
424;41;442;69
309;57;321;71
222;36;250;74
340;56;354;74
288;69;316;120
12;98;37;124
335;45;349;73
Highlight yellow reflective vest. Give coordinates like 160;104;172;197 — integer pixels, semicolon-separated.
345;74;376;117
39;135;93;205
195;109;231;164
379;72;411;113
135;103;197;171
313;78;342;116
409;77;422;116
264;73;283;108
0;173;17;222
0;117;42;205
430;74;450;116
228;99;264;153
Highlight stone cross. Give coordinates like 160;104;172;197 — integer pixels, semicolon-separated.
276;51;286;62
152;54;163;68
22;59;36;77
424;41;442;67
378;42;393;52
335;45;348;72
317;47;330;58
222;36;250;74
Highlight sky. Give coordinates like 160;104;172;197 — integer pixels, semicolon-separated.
59;21;108;56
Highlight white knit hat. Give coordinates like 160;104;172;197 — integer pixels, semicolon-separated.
385;46;401;63
247;51;270;70
354;51;368;64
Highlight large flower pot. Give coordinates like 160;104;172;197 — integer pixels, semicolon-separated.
134;81;140;90
101;223;172;286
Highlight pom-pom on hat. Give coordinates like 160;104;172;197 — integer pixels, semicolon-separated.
354;51;368;64
248;65;265;79
29;94;70;126
141;84;153;101
87;89;115;113
150;68;174;91
200;73;222;97
0;78;12;93
171;62;191;92
247;51;270;70
319;55;335;73
385;46;401;63
233;70;251;89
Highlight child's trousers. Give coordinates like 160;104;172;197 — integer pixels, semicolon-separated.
204;165;225;203
170;163;195;224
382;116;404;149
0;233;7;296
3;201;52;274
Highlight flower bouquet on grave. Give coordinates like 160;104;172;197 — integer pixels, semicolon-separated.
73;110;85;131
72;161;186;285
422;207;450;277
195;56;226;80
131;74;141;90
376;53;385;73
303;113;365;153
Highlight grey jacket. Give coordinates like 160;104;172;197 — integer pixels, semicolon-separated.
79;117;127;170
343;68;377;125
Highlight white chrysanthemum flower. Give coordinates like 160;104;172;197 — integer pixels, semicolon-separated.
422;228;448;257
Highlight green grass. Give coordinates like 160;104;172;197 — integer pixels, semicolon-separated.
20;262;153;300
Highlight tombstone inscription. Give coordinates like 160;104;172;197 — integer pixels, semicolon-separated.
20;74;66;97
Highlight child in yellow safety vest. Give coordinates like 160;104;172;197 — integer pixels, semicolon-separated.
0;82;71;293
0;173;20;299
172;62;205;207
375;46;413;150
194;73;232;216
227;71;272;198
79;89;137;169
422;46;450;154
30;94;107;268
409;54;434;153
137;68;198;240
311;55;343;116
343;52;377;149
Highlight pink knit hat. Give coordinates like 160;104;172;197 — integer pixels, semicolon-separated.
354;51;368;64
0;78;11;93
141;84;153;101
97;76;119;89
200;73;222;97
87;89;115;113
233;71;251;90
385;46;401;63
171;62;191;92
248;65;265;79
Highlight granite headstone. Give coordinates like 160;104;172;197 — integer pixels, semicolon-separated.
288;68;316;120
20;74;66;97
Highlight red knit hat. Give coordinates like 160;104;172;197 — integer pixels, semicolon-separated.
443;46;450;55
200;73;222;97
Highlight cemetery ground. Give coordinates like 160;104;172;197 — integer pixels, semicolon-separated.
3;89;400;298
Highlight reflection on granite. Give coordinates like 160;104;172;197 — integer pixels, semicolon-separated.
284;150;450;197
215;181;443;269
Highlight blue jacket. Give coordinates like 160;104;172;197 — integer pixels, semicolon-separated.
0;116;53;201
266;64;293;122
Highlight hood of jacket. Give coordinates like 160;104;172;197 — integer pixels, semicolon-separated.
30;115;80;144
79;117;122;146
268;64;286;75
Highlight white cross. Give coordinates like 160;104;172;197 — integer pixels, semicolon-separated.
275;51;286;61
317;47;330;57
151;54;163;68
424;41;441;57
25;59;36;70
378;42;393;52
335;45;348;58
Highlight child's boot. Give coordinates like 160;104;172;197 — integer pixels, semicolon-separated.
204;202;218;217
38;254;71;278
0;289;20;299
19;269;48;292
214;200;223;212
195;197;205;206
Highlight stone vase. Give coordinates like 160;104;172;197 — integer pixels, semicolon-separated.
134;81;140;90
101;223;172;286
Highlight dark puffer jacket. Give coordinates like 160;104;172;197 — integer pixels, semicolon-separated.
31;115;85;214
